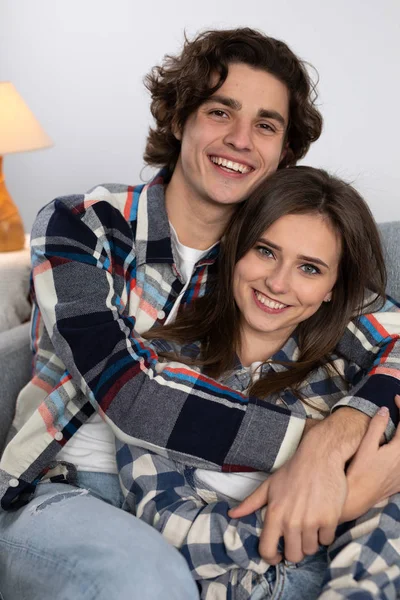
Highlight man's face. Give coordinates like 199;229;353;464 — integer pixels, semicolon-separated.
172;62;290;207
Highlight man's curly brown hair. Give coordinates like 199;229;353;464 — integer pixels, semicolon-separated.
144;28;323;171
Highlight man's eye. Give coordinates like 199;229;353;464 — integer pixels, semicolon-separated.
259;123;275;133
300;264;321;275
210;109;228;118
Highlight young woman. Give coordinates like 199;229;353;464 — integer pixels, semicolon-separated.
116;166;400;600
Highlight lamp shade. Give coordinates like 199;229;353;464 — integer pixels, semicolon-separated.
0;82;53;155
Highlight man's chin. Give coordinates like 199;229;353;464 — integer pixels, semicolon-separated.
209;188;253;207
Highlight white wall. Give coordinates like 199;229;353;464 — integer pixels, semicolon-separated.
1;0;399;231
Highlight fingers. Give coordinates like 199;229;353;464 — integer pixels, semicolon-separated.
228;480;269;518
394;395;400;440
318;523;336;547
302;526;320;557
358;405;390;452
259;508;283;564
283;527;305;563
259;506;322;564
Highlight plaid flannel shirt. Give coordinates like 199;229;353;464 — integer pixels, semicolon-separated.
1;170;400;511
117;330;400;600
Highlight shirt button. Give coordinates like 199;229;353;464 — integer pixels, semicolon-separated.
158;310;165;319
9;478;19;488
54;431;63;441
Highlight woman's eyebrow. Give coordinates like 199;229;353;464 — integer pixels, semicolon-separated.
297;254;329;269
258;238;329;269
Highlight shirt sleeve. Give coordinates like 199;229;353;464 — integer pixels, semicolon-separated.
332;301;400;440
29;195;305;473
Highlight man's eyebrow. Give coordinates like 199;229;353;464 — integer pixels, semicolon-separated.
205;95;287;128
258;238;330;269
205;94;241;110
258;109;286;128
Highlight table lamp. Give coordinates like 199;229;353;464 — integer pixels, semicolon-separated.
0;82;53;252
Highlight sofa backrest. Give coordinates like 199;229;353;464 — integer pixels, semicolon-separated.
379;221;400;301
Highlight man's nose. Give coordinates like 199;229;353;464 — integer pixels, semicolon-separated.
224;119;253;151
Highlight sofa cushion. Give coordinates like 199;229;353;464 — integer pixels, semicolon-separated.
0;322;31;455
0;237;31;334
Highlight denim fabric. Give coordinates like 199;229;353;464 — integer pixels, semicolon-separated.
0;477;199;600
251;548;328;600
75;470;124;507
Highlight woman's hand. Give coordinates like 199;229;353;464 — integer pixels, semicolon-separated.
340;395;400;523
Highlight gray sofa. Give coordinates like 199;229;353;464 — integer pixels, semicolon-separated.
0;222;399;456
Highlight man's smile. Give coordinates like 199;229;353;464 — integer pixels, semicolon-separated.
209;155;254;175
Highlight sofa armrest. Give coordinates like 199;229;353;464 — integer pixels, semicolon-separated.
0;322;32;456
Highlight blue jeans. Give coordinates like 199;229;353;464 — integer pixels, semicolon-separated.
251;547;328;600
0;472;199;600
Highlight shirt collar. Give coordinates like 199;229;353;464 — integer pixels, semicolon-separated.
136;168;219;268
260;335;300;374
135;169;174;266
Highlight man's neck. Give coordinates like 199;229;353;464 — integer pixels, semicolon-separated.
164;175;236;251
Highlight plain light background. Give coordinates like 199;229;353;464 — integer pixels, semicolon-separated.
1;0;399;231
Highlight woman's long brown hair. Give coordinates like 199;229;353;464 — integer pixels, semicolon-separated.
145;167;387;399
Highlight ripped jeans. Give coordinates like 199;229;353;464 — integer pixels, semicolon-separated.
0;474;199;600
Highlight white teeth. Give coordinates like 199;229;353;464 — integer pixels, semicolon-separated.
210;156;252;174
255;291;287;310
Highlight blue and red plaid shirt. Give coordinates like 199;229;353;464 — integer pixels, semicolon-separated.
116;331;400;600
1;171;399;510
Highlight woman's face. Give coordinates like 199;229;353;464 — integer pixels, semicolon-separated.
233;212;341;349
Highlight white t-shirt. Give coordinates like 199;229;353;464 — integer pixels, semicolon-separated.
56;225;211;473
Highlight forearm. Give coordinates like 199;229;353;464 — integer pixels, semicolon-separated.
301;407;370;464
333;305;400;440
31;198;306;473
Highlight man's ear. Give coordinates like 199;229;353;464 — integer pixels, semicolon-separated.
279;142;289;164
172;119;182;141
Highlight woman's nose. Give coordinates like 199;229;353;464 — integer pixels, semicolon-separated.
265;266;290;295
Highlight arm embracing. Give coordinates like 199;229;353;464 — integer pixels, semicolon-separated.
332;302;400;438
30;194;305;472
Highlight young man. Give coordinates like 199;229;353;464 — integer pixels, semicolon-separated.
0;28;399;600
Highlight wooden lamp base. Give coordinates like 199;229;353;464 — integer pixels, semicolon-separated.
0;156;25;252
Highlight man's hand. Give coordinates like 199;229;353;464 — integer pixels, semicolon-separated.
340;395;400;523
230;446;347;564
228;408;370;564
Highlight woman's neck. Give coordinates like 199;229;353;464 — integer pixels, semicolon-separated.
237;326;294;367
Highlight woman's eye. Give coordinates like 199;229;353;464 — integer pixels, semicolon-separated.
257;246;274;258
301;264;321;275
